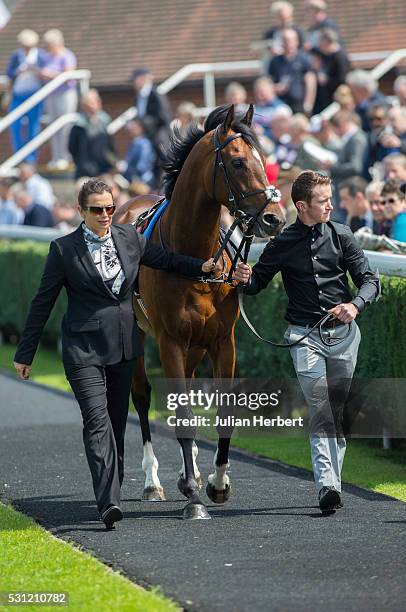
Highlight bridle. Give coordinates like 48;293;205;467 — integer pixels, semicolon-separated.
212;124;278;219
200;124;281;285
203;124;352;348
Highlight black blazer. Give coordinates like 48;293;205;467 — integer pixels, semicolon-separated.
14;224;204;367
135;88;171;134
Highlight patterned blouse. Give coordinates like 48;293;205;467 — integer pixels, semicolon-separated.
82;223;126;294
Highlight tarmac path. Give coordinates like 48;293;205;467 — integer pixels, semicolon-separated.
1;372;405;611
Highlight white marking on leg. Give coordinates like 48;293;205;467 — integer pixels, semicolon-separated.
179;442;201;482
142;441;162;490
208;449;230;490
192;441;201;483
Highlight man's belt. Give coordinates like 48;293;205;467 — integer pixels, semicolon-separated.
322;318;347;329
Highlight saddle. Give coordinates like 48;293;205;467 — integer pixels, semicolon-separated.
134;196;167;236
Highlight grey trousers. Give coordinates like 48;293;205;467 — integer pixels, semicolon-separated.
286;321;361;493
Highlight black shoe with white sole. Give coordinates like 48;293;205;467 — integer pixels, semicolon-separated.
318;486;341;512
101;505;123;530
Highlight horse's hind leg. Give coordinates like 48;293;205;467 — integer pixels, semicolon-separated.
131;355;166;502
206;336;236;504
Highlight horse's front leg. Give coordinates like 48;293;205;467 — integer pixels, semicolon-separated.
159;335;210;520
206;335;236;504
131;355;166;501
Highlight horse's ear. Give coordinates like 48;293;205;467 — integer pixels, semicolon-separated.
241;104;254;127
222;104;235;134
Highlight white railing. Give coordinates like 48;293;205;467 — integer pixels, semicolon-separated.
0;225;65;241
107;106;137;135
0;113;80;176
0;69;90;135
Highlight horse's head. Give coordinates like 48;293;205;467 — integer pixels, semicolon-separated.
210;104;285;238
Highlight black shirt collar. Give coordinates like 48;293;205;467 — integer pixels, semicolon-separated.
294;215;325;236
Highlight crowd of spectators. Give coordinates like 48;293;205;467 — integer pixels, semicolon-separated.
1;2;406;251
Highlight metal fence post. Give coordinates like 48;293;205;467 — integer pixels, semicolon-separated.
204;72;216;108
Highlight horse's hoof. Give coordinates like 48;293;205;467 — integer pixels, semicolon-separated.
141;486;166;502
183;503;211;520
206;482;232;504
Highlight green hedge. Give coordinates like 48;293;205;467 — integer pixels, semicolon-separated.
236;275;406;378
0;241;67;343
1;240;405;377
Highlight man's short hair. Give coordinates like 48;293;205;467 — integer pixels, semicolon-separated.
132;67;150;80
291;170;331;205
346;70;378;94
383;153;406;168
77;178;113;209
270;1;293;16
319;27;338;44
339;176;368;197
330;110;360;128
381;179;405;200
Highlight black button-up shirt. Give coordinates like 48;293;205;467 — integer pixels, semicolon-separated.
244;217;380;326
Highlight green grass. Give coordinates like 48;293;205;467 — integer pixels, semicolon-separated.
0;502;178;612
1;342;71;393
230;435;406;502
2;343;405;503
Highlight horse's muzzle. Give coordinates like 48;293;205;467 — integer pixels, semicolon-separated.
262;212;285;232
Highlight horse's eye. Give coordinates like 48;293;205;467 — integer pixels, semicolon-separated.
231;159;244;169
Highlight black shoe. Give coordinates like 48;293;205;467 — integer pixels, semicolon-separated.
101;505;123;530
318;486;341;512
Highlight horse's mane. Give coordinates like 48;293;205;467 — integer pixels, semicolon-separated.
162;104;262;199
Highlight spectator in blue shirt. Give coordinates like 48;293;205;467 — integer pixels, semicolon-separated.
253;76;288;139
123;119;156;187
19;162;55;209
0;178;21;225
14;187;55;228
346;70;387;133
6;29;47;163
381;179;406;243
268;28;316;114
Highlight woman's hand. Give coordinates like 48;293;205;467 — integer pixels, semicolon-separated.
233;262;252;284
201;258;222;274
13;362;32;381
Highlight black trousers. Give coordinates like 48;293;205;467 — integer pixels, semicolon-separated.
65;358;135;515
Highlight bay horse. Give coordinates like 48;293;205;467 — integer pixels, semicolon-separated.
114;104;285;519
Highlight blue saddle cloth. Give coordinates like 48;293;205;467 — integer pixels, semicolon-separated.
143;198;170;240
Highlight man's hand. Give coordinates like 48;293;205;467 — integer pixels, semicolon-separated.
328;303;359;324
201;258;222;274
233;262;252;285
13;362;32;381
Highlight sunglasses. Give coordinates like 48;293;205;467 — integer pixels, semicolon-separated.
84;205;116;215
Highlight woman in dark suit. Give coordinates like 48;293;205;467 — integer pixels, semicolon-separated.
13;178;217;529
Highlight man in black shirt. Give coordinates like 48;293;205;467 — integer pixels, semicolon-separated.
235;171;379;512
